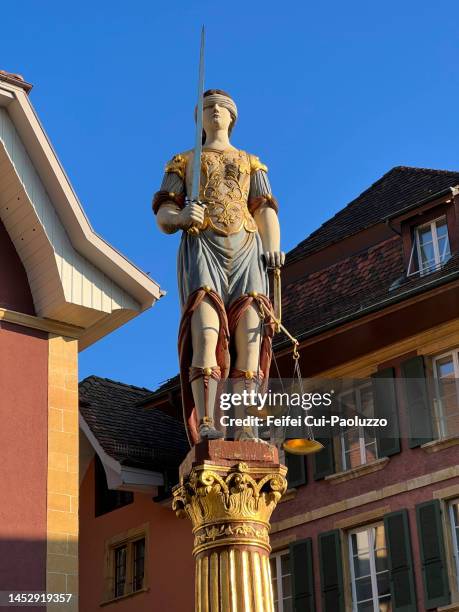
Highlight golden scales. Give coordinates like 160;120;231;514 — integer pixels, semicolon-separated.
248;267;324;456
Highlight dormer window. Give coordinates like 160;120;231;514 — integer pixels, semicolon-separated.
408;215;451;276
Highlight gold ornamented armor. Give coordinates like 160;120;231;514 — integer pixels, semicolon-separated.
166;149;268;236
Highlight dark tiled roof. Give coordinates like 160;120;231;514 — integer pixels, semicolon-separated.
287;166;459;263
79;376;189;471
136;375;181;405
277;239;459;346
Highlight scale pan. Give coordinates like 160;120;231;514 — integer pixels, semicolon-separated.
283;439;324;455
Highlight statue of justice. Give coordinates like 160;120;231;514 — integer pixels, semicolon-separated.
153;87;285;446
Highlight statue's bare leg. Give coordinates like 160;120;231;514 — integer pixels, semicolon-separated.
190;295;223;439
233;303;264;441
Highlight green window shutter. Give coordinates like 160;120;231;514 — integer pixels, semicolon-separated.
372;367;401;457
290;538;315;612
400;355;433;448
313;420;335;480
286;454;307;488
416;500;450;609
384;509;417;612
318;530;344;612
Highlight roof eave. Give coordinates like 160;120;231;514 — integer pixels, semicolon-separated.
79;414;164;493
275;268;459;352
383;186;459;223
0;79;163;310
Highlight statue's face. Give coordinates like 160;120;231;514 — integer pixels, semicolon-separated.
203;103;232;134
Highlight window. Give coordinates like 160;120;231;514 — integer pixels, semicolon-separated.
104;527;148;602
450;499;459;592
409;216;451;276
111;537;145;599
270;550;292;612
133;538;145;591
95;455;133;517
433;350;459;438
114;545;127;597
349;524;391;611
339;384;377;470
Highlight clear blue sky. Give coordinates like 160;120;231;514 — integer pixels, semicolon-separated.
2;1;459;390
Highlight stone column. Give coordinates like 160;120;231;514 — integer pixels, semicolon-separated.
172;441;287;612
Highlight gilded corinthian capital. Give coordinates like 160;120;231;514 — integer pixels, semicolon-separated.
173;460;287;556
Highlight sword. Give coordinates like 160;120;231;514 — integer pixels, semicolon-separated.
187;26;206;236
273;267;282;333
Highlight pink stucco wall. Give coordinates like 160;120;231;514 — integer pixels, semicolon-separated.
79;459;195;611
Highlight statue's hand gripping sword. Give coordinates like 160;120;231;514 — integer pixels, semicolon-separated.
187;26;206;237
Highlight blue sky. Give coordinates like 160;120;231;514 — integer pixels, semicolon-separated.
2;1;459;389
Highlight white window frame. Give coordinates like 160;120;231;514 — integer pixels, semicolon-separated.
411;215;451;276
339;383;377;471
432;349;459;439
270;549;292;612
348;523;391;612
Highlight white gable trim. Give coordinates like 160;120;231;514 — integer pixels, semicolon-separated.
79;414;164;494
0;80;163;348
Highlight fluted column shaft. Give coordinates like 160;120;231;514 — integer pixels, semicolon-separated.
196;547;274;612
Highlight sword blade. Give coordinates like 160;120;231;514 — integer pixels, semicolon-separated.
191;26;205;202
273;267;282;333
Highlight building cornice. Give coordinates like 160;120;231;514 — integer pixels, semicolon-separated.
0;306;83;338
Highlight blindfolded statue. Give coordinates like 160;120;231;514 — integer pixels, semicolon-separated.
153;89;285;446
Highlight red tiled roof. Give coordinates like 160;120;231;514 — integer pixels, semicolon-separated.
277;239;459;347
287;166;459;263
282;236;403;338
0;70;32;93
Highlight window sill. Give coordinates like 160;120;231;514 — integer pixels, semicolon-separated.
100;587;149;607
438;603;459;611
325;457;390;485
279;488;297;504
421;435;459;454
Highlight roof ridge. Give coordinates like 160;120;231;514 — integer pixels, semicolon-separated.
287;165;459;262
391;165;459;176
79;375;152;394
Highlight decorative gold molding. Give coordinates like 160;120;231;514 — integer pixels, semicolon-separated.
422;435;459;454
325;457;390;485
0;307;83;339
173;461;287;555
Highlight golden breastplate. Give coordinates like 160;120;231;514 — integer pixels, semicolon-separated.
187;149;257;236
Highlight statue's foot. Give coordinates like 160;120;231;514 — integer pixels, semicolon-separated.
235;430;270;445
253;437;271;445
199;424;224;440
